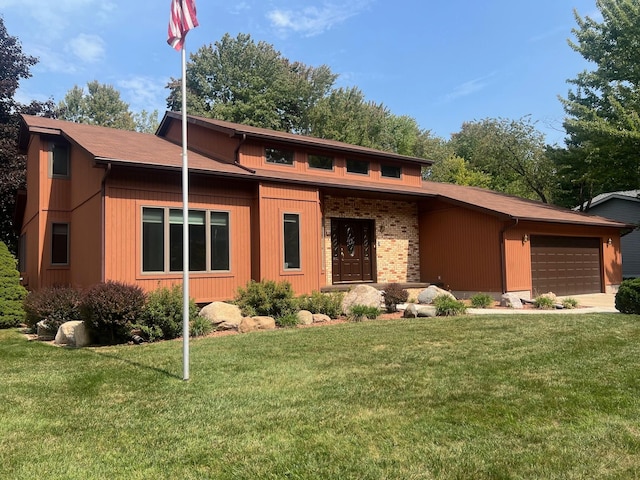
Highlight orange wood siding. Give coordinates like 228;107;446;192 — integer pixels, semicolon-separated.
506;221;623;293
163;122;238;162
21;136;43;287
419;202;503;292
257;183;323;294
104;171;253;303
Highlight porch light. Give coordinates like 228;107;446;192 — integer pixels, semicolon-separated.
607;237;612;246
522;234;529;244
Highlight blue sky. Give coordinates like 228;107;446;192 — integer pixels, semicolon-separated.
2;0;599;145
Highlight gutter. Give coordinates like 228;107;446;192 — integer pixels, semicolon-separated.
500;218;519;294
100;162;112;282
233;133;255;174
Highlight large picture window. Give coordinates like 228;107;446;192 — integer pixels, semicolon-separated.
51;223;69;265
142;207;230;273
283;213;300;270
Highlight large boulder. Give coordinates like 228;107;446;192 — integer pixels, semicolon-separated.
341;285;383;315
199;302;243;330
501;293;523;309
403;303;437;318
55;321;91;347
36;320;57;341
418;286;456;304
238;316;276;334
297;310;314;325
312;313;331;323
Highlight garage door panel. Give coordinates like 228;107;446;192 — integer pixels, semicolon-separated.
530;236;602;296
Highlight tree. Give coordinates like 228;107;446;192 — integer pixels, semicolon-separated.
58;81;136;131
450;117;556;203
0;240;26;328
167;33;337;133
559;0;640;204
0;17;54;254
426;155;492;188
133;109;160;134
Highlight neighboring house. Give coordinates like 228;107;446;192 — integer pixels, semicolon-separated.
16;113;630;302
577;190;640;278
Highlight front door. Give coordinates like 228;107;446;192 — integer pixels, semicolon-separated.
331;218;375;283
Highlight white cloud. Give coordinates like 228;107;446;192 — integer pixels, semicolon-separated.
228;1;250;14
267;1;373;37
443;73;496;103
118;75;168;113
66;34;106;63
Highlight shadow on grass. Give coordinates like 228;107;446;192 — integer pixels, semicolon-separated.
91;349;183;380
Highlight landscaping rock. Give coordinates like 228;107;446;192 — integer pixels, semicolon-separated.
36;320;56;341
297;310;314;325
238;316;276;334
418;286;456;304
403;303;437;318
199;301;242;329
312;313;331;323
341;284;383;315
501;293;523;309
55;321;91;347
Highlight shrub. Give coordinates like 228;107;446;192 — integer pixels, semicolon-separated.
533;295;555;310
23;285;81;332
470;293;493;309
190;315;213;337
80;281;146;344
276;312;300;328
0;241;27;329
382;283;409;312
433;295;467;316
235;280;296;320
562;297;578;309
348;304;380;322
296;291;343;318
615;278;640;314
139;285;198;340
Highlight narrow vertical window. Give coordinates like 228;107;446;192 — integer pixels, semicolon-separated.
283;213;300;269
51;144;70;178
169;209;207;272
51;223;69;265
169;210;184;272
210;211;230;271
142;208;164;272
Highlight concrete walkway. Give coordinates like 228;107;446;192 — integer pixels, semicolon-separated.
468;293;619;315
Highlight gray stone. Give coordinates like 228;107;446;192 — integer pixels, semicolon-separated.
238;316;276;334
55;321;91;347
36;320;56;341
501;293;523;309
418;286;456;304
312;313;331;323
297;310;314;325
403;303;437;318
341;284;383;315
403;303;418;318
199;301;242;328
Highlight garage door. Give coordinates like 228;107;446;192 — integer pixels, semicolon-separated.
530;236;602;296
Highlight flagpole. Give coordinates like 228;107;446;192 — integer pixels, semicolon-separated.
181;43;190;381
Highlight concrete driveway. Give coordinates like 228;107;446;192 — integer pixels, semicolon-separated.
469;293;619;315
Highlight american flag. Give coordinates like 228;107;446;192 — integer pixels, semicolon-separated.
167;0;199;51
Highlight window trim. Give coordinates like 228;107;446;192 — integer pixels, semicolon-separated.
141;206;232;275
51;222;69;266
265;147;295;166
282;212;301;271
49;143;70;179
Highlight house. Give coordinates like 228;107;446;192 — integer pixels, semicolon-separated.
16;112;630;303
577;190;640;278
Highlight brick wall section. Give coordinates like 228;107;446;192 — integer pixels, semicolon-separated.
323;195;421;284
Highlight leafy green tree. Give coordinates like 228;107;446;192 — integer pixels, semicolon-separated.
559;0;640;202
0;17;54;254
133;109;160;134
427;155;492;188
450;117;556;202
58;81;136;130
167;33;337;133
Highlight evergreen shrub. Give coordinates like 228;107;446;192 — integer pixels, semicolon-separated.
235;280;296;320
433;295;467;316
296;290;343;318
139;284;198;340
615;278;640;314
0;242;27;328
470;293;493;309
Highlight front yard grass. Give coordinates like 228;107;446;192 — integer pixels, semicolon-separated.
1;313;639;479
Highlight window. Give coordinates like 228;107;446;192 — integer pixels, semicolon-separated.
265;147;294;165
283;213;300;269
50;143;70;178
346;159;369;175
142;207;230;273
308;154;334;170
51;223;69;265
381;164;401;178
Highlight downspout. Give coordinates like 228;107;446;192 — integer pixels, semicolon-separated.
100;163;112;282
500;218;518;294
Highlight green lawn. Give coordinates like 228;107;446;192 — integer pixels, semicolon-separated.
1;314;640;479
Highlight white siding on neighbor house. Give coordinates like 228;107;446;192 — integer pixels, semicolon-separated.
588;198;640;278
